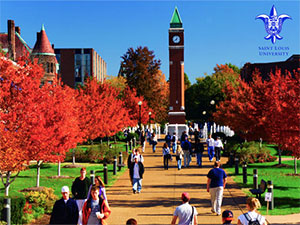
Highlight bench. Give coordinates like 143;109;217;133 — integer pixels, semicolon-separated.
250;179;267;201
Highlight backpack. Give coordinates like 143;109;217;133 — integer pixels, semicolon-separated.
172;136;176;142
243;213;261;225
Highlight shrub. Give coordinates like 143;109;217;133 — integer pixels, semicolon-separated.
0;197;25;225
116;131;126;141
23;187;58;214
235;141;277;164
126;132;139;142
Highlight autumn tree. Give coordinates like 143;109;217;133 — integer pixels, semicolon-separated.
122;87;153;126
0;54;47;194
77;78;131;142
119;46;169;122
214;68;300;160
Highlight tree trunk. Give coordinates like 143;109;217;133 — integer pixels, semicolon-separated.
114;135;117;144
4;171;11;197
294;157;297;175
5;184;10;196
72;149;76;165
58;161;61;177
36;160;42;187
278;147;282;165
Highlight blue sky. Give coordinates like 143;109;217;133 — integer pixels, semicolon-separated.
1;1;299;83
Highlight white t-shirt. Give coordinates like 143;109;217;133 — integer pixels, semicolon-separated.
174;202;198;225
207;138;215;147
238;211;265;225
214;139;223;148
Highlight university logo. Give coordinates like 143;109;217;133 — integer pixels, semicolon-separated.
256;5;291;44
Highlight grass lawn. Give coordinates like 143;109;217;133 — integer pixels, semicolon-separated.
225;159;300;215
0;162;127;198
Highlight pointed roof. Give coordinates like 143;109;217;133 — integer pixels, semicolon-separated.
170;7;183;28
31;24;55;56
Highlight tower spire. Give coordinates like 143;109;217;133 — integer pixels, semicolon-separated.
170;7;183;28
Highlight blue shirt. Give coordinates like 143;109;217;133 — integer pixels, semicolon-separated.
207;168;227;188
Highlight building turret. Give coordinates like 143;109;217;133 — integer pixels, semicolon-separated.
31;24;57;83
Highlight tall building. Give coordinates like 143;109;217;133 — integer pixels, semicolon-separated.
168;7;185;124
0;20;57;83
241;55;300;82
54;48;106;88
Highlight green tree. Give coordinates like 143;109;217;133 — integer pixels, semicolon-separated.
185;64;239;122
119;46;169;122
184;73;191;90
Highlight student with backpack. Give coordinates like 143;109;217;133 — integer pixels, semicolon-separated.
165;132;172;148
237;197;266;225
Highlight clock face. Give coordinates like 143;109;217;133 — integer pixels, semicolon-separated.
172;35;180;44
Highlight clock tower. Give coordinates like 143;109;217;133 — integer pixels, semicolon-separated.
168;7;185;124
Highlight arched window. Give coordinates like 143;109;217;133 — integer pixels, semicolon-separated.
51;63;53;73
47;62;50;73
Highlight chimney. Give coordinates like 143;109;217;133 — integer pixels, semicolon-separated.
8;20;16;60
15;26;21;35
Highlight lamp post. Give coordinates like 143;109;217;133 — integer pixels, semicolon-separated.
148;111;152;125
138;101;142;129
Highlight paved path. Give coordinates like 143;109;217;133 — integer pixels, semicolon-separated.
106;140;247;225
106;139;300;225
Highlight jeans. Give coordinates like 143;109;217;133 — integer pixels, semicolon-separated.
142;141;146;152
132;178;142;192
177;158;182;170
209;186;224;214
163;155;169;169
152;144;156;153
215;147;221;161
172;143;177;153
167;142;171;148
196;152;203;166
183;150;190;167
208;146;214;161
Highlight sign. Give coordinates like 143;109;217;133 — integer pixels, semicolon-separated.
265;192;272;202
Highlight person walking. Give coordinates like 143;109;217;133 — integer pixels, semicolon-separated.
162;143;171;170
165;132;172;148
176;145;184;170
180;131;188;143
130;155;145;194
171;192;198;225
50;186;79;225
171;132;178;153
151;133;158;153
206;134;215;162
72;167;92;225
140;131;146;152
181;136;192;168
222;210;234;224
214;136;224;162
194;138;204;167
207;161;227;216
237;197;267;225
87;176;108;206
82;186;111;225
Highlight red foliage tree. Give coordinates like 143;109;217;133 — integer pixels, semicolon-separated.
263;69;300;158
122;87;153;126
0;54;44;195
77;78;131;142
23;78;82;186
214;68;300;158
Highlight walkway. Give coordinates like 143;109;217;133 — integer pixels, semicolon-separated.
106;139;300;225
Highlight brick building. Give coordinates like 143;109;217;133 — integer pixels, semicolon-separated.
54;48;106;88
0;20;57;83
241;55;300;82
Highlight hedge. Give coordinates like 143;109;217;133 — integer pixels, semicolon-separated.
0;196;25;225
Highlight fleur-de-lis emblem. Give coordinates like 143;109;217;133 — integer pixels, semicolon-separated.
256;5;292;44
